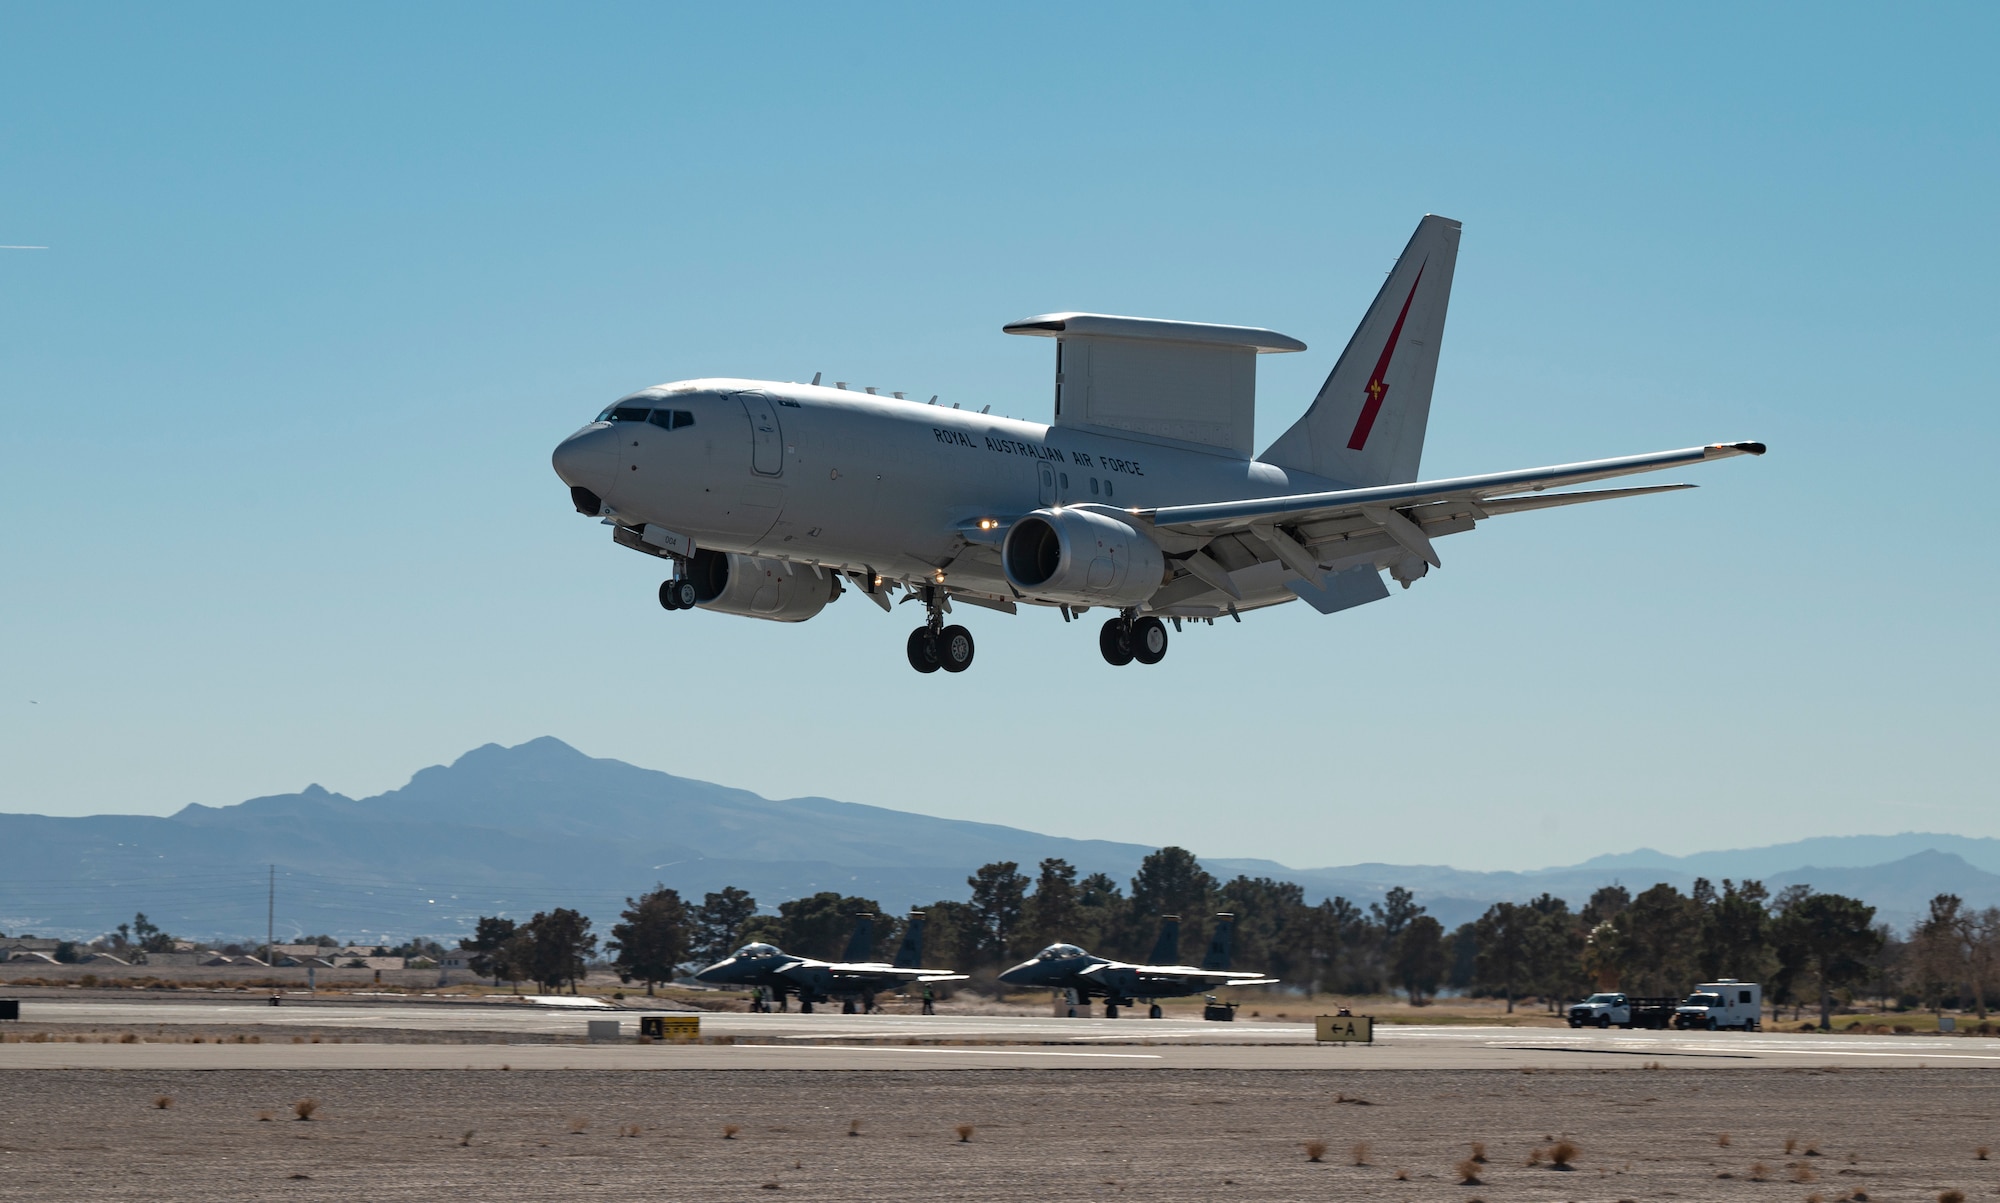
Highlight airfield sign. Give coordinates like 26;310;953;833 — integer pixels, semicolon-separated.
1315;1014;1374;1043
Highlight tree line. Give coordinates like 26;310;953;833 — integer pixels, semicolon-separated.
456;847;1994;1029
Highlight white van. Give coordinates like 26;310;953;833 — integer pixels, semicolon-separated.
1674;980;1762;1030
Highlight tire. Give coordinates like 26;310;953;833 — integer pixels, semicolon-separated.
672;579;699;609
1105;1003;1120;1019
1568;1019;1580;1028
1149;1004;1163;1019
1098;619;1135;666
1707;1017;1718;1031
906;627;942;673
938;624;975;673
800;1000;813;1014
1597;1014;1610;1029
658;580;682;610
1130;616;1168;665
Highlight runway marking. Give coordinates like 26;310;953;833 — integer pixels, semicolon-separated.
1496;1044;1755;1060
740;1045;1162;1060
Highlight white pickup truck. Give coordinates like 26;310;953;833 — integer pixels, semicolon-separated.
1673;980;1763;1030
1566;992;1677;1029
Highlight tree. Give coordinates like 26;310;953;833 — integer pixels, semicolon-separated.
608;885;691;995
1773;891;1882;1029
1610;883;1699;997
461;916;521;988
1522;894;1585;1009
1446;921;1479;992
1396;915;1448;1004
767;892;888;961
521;908;597;994
1580;885;1631;929
1473;902;1530;1011
1024;859;1081;951
1075;872;1127;955
1129;848;1218;957
691;887;759;966
967;861;1030;964
1697;879;1775;984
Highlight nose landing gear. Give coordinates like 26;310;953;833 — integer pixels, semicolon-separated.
1099;613;1168;666
658;577;698;610
906;586;975;674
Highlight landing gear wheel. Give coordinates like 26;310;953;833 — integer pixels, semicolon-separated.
938;624;975;673
906;627;942;673
1149;1004;1163;1019
1098;618;1135;666
799;1000;814;1014
1104;1002;1120;1019
1130;617;1168;665
841;999;856;1015
658;580;682;610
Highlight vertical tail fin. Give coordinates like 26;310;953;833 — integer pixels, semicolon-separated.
1260;215;1461;486
1200;912;1236;971
892;912;925;969
1146;915;1182;966
842;913;875;963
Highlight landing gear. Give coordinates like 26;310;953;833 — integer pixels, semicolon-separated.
1100;614;1168;666
799;999;814;1014
1104;1002;1120;1019
841;998;857;1015
1148;1003;1163;1019
657;577;697;610
906;588;975;674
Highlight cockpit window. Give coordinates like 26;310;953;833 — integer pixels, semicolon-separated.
648;409;695;430
600;405;652;422
1036;943;1087;960
733;943;779;959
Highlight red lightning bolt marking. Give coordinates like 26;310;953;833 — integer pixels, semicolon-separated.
1345;262;1426;451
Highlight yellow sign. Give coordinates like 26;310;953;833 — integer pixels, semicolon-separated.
640;1015;700;1040
1315;1014;1373;1043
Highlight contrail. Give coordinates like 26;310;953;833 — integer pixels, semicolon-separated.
1;245;49;250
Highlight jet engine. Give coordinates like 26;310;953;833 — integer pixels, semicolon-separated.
1001;507;1166;608
686;549;839;622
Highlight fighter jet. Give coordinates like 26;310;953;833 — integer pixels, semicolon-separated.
693;911;964;1014
552;215;1763;673
999;912;1277;1018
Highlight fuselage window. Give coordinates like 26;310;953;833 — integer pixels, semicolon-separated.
1089;478;1100;496
1104;480;1113;498
1059;472;1069;489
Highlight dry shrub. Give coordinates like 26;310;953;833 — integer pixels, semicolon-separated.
1303;1140;1327;1163
1977;1146;1990;1161
119;1033;136;1044
459;1130;474;1146
1806;1140;1822;1156
1791;1162;1817;1183
1456;1157;1483;1185
1806;1194;1824;1203
1470;1141;1487;1163
848;1119;862;1137
257;1111;273;1122
1787;1137;1799;1154
1718;1132;1732;1147
723;1125;740;1139
620;1124;640;1138
1525;1147;1544;1167
1550;1140;1578;1169
567;1117;589;1135
1939;1191;1966;1203
1848;1192;1870;1201
956;1123;975;1143
759;1182;779;1191
1351;1141;1370;1166
1392;1168;1408;1181
293;1098;319;1121
152;1095;173;1110
1749;1162;1771;1181
290;1036;304;1044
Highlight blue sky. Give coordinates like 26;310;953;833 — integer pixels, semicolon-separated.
3;4;1995;871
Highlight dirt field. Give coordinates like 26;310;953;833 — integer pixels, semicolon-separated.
1;1068;1994;1201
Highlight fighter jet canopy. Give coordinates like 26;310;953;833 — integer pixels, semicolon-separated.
734;943;781;959
1036;943;1089;960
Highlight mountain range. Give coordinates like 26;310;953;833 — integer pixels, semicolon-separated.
2;737;1992;942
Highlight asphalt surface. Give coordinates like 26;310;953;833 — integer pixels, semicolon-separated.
7;996;1999;1069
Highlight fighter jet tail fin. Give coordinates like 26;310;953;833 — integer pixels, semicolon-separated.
1147;915;1182;966
1260;215;1461;486
1201;912;1236;971
842;913;875;963
892;911;926;969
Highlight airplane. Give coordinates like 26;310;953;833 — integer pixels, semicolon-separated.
998;912;1276;1019
691;911;964;1014
552;215;1764;673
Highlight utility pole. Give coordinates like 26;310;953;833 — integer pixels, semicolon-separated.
266;865;275;970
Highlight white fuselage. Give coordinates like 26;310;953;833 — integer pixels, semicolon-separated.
553;378;1339;606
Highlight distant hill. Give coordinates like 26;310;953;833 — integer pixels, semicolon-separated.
1;737;1992;941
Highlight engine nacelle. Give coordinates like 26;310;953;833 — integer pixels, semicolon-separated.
1001;507;1166;608
687;550;838;622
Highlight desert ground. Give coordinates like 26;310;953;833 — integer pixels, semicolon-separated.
1;1067;1995;1202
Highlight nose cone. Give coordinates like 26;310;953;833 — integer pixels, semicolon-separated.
692;958;735;984
552;423;616;496
998;959;1042;986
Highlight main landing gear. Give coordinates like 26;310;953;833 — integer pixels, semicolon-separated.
906;586;975;674
1098;613;1168;667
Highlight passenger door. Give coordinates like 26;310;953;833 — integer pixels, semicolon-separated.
739;391;784;476
1038;460;1058;506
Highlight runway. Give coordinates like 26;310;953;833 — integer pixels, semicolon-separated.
6;996;1997;1069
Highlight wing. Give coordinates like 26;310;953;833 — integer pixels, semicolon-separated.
1088;963;1280;991
1131;442;1764;608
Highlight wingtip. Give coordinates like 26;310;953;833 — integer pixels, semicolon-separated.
1730;441;1767;456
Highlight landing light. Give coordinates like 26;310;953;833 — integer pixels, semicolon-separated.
933;569;946;584
977;518;998;530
